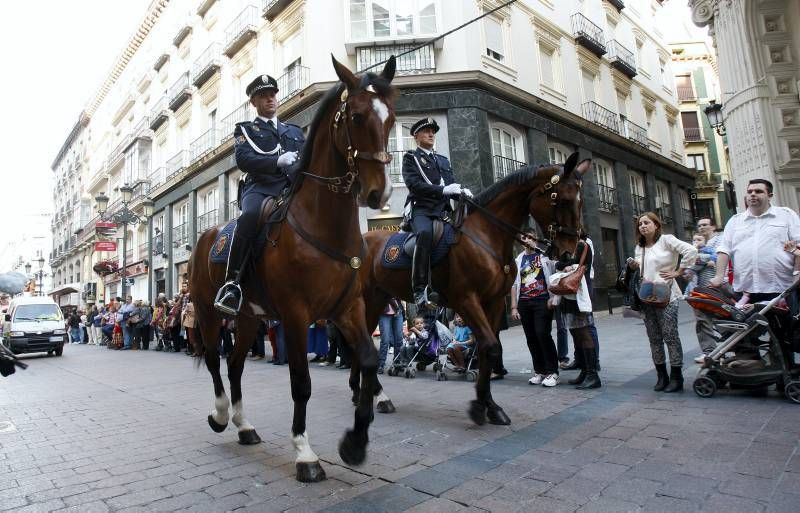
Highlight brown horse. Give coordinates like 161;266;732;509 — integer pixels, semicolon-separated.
347;153;590;425
188;55;396;482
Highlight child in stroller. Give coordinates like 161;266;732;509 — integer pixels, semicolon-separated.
445;314;476;374
387;316;438;378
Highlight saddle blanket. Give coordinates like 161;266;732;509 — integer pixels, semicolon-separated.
381;224;457;270
210;221;237;264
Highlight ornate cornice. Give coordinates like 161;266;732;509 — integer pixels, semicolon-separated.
689;0;717;28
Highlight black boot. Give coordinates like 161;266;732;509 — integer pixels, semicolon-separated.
214;236;252;316
567;347;586;384
653;363;669;392
663;366;683;393
575;347;601;389
411;233;438;311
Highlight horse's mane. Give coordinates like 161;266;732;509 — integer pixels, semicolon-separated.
469;164;557;212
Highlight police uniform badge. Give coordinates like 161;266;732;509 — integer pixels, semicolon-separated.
235;135;246;145
252;124;260;132
212;233;229;257
384;245;401;263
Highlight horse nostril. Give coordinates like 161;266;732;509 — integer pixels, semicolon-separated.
367;190;381;209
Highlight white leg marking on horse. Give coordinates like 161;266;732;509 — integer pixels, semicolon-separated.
232;400;255;431
249;302;266;316
376;390;391;404
211;393;230;425
372;98;389;124
292;432;320;463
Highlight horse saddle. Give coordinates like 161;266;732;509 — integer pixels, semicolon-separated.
209;197;285;264
381;221;457;270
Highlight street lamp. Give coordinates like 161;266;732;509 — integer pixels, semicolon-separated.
94;183;154;300
36;256;45;297
704;100;726;136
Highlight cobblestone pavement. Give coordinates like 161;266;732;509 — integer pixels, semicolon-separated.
1;304;799;512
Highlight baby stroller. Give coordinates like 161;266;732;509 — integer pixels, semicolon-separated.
435;342;479;382
687;283;800;403
386;331;440;379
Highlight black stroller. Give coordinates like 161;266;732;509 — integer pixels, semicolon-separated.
687;282;800;403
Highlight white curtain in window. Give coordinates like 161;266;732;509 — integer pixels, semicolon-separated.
484;17;503;55
593;162;614;188
582;71;595;102
419;1;436;33
372;0;390;37
395;2;413;35
282;32;303;69
539;46;554;87
350;0;367;39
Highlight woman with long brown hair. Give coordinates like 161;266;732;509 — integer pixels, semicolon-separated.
627;212;696;392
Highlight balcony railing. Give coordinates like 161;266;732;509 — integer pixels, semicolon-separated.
107;136;129;170
356;43;435;75
597;185;618;213
125;249;134;263
648;138;662;153
677;86;696;102
153;53;169;72
492;155;527;181
229;200;241;219
262;0;293;21
168;72;192;111
582;101;619;134
148;167;166;189
191;43;222;87
631;193;647;218
224;6;259;57
190;128;220;162
137;242;148;261
276;65;311;102
173;223;188;245
607;0;625;10
220;101;255;142
682;208;694;228
149;97;170;130
657;205;673;224
166;150;188;180
683;127;703;141
572;13;606;57
131;116;152;142
607;40;636;78
197;210;219;235
621;118;649;147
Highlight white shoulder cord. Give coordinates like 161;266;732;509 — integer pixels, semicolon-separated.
240;124;282;156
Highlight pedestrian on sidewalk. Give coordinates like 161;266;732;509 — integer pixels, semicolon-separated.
181;295;197;356
377;298;404;374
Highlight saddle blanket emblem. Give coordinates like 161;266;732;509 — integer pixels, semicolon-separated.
381;224;457;270
384;245;402;263
210;220;237;264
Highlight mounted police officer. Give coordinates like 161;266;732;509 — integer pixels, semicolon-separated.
214;74;305;317
402;117;472;310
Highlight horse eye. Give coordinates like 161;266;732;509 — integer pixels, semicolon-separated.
351;113;365;126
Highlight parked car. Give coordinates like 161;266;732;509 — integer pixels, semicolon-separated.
2;296;66;356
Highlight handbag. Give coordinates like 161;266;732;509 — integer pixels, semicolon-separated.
548;243;588;296
637;247;672;307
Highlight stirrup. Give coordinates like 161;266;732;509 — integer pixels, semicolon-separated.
414;286;439;311
214;282;243;316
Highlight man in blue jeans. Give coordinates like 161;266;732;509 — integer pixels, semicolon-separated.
119;296;135;350
377;298;405;373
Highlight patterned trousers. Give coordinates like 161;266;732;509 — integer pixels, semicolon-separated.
642;300;683;367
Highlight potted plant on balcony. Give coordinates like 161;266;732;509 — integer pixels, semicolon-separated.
93;259;119;277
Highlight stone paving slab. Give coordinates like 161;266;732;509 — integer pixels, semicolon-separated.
1;303;799;511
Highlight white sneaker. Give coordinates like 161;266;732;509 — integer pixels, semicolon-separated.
528;373;544;385
542;374;559;387
694;354;707;364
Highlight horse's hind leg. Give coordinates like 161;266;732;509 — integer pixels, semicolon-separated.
228;318;262;445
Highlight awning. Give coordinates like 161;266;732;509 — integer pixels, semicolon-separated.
49;286;79;297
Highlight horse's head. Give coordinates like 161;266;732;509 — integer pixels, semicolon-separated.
329;54;397;209
529;152;590;258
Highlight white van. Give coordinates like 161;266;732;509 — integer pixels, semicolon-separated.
2;296;66;356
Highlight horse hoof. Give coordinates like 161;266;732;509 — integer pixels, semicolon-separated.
207;415;227;433
296;461;327;483
376;400;396;414
338;430;368;466
487;407;511;426
468;400;487;426
238;429;262;445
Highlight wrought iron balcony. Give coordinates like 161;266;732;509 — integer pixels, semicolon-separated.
149;97;170;130
683;127;703;142
607;40;636;78
125;248;134;262
166;150;188;180
356;43;435;75
190;128;220;162
148;166;166;189
220;101;255;142
677;86;696;102
173;223;188;245
582;101;620;134
106;136;129;170
173;24;192;47
197;210;219;235
131;116;152;142
191;43;222;88
262;0;293;22
493;155;527;181
657;206;673;224
137;242;148;261
168;72;192;111
572;13;606;57
276;64;310;102
153;53;169;72
631;193;647;218
621;118;649;147
682;208;694;228
606;0;625;10
197;0;217;17
597;185;618;213
224;6;259;57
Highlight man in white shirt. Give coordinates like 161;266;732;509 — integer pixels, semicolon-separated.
710;179;800;300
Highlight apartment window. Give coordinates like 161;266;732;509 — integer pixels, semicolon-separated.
667;119;678;151
681;111;702;141
686;154;706;171
548;142;573;165
200;189;218;214
581;69;597;103
349;0;437;40
636;39;646;72
282;32;303;71
594;160;614;188
386;119;417;182
491;125;522;161
484;15;504;62
539;45;555;87
629;172;645;197
676;74;694;101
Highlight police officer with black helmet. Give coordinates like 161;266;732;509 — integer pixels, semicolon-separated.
402;117;472;310
214;74;305;316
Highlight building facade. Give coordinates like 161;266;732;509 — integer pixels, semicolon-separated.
690;0;800;211
52;0;695;310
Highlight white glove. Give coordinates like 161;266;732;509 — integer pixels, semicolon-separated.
461;188;473;199
442;183;463;196
277;151;298;168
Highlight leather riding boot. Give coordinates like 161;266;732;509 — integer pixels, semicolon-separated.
576;347;601;389
411;233;438;310
214;235;252;316
663;366;684;393
653;363;669;392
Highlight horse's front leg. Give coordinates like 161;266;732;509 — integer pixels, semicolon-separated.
228;318;262;445
348;344;394;413
197;306;229;433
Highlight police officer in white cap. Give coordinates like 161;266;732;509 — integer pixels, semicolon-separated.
402;117;472;310
214;74;305;316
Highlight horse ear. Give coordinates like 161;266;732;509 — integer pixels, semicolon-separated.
380;55;396;82
575;158;592;176
564;152;579;174
331;53;359;90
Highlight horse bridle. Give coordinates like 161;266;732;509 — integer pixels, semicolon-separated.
302;87;392;194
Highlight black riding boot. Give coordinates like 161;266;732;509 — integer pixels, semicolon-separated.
653;363;669;392
411;233;438;310
575;347;601;389
214;235;252;317
663;366;683;393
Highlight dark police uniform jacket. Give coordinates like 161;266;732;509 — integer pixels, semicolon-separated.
234;117;305;198
401;148;455;217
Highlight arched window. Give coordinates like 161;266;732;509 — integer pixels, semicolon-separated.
593;159;617;213
547;140;574;165
387;118;420;184
491;123;525;180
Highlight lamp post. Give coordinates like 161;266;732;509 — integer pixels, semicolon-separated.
704;100;726;136
36;256;45;296
95;184;154;301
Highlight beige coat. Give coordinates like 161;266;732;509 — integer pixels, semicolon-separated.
181;303;196;328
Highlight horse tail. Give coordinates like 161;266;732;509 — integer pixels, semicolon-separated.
193;327;206;369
